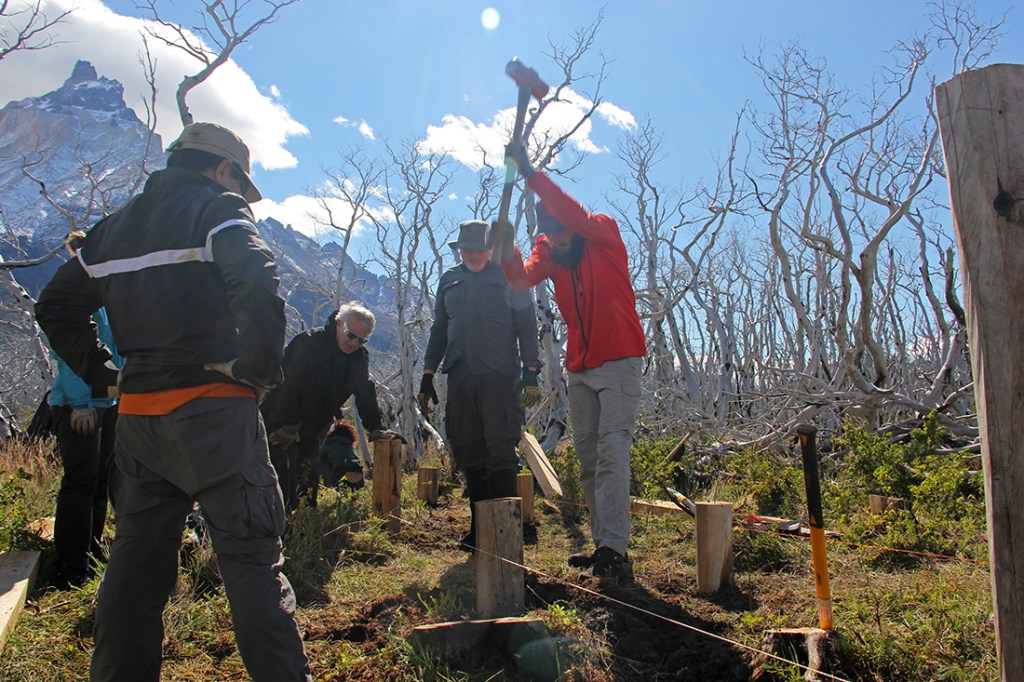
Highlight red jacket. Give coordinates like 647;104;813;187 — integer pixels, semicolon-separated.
502;172;646;372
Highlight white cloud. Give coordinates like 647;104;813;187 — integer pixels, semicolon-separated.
418;87;634;170
597;101;637;130
253;192;364;242
356;121;375;141
0;0;307;177
333;115;376;141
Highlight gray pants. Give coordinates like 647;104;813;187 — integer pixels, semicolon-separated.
90;397;311;682
567;357;643;556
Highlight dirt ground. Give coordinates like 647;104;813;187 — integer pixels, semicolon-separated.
292;494;830;682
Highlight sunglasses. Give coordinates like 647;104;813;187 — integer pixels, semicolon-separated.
344;325;370;345
229;162;253;194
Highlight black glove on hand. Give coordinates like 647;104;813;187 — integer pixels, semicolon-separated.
516;369;541;408
506;141;534;179
369;428;408;444
490;219;516;263
417;374;439;418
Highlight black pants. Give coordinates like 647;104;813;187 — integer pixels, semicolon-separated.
444;364;523;473
52;404;118;579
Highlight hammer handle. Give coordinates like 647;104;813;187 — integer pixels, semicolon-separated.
491;85;532;261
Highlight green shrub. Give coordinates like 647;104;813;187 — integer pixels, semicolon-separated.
828;413;987;561
0;470;46;552
629;437;679;499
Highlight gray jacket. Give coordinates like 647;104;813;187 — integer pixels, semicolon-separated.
424;261;540;376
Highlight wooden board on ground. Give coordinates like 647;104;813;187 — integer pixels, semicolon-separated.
26;517;54;542
518;431;562;498
410;616;550;656
631;498;692;518
0;550;41;657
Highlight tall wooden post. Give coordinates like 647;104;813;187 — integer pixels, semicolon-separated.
936;63;1024;681
371;439;402;534
475;498;524;618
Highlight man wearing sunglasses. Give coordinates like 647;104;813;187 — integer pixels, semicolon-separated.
261;301;402;511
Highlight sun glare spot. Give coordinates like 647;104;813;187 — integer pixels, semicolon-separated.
481;8;500;30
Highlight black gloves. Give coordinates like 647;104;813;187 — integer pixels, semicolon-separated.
506;141;534;179
516;368;541;408
418;373;439;419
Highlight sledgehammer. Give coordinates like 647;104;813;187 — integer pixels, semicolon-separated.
491;58;549;262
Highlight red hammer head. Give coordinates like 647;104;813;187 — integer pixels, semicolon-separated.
505;58;549;101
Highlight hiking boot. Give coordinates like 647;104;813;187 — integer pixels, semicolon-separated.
592;547;634;584
567;550;595;568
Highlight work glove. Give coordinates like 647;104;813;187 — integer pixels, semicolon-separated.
70;407;98;436
268;423;301;447
204;359;270;401
507;141;534;179
490;219;516;263
516;369;542;408
369;428;408;444
418;373;439;419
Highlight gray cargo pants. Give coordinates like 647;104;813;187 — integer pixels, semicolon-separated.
567;356;643;556
90;396;311;682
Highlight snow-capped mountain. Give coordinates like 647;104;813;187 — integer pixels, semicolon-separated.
0;60;397;349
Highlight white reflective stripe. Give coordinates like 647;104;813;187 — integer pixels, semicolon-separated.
77;218;256;279
206;218;257;253
80;247;213;278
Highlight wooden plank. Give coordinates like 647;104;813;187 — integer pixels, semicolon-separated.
25;517;54;542
518;431;562;497
410;616;546;654
631;498;691;518
936;63;1024;681
0;551;41;657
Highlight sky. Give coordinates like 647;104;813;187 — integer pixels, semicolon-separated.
2;0;1023;252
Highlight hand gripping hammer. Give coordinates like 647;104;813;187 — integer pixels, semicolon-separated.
491;57;549;261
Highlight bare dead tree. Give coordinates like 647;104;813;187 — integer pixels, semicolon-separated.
134;0;299;125
364;139;455;460
0;0;72;62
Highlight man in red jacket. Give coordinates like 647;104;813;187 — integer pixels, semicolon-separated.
502;142;646;583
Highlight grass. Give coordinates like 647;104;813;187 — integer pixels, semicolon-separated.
0;421;999;681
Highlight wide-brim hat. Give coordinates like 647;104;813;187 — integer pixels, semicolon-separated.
448;219;490;251
168;122;263;203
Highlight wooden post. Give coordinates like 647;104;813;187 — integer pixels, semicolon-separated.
417;467;439;507
692;499;733;589
695;502;733;593
936;63;1024;681
371;439;402;534
475;498;524;618
517;473;534;525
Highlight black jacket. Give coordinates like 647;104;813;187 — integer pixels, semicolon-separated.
260;318;382;459
35;167;286;395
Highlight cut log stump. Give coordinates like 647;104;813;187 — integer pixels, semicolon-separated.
751;627;839;682
410;617;558;681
